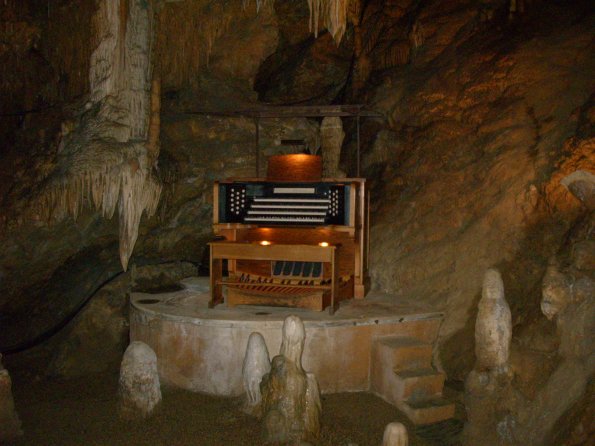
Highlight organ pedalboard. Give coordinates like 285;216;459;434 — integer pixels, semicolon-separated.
210;178;368;313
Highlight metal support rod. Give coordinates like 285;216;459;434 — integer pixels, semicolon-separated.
254;118;260;177
356;114;361;177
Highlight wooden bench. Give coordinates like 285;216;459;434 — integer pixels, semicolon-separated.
209;241;339;314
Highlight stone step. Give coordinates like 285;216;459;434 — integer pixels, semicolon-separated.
394;368;445;402
399;397;456;425
375;336;433;372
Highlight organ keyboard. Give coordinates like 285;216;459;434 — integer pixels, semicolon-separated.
216;181;347;225
210;177;368;313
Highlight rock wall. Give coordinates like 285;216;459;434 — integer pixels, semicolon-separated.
0;0;318;360
357;0;594;379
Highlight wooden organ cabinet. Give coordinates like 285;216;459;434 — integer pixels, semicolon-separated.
209;155;369;314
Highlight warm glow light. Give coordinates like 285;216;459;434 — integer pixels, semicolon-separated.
318;242;329;247
259;240;271;246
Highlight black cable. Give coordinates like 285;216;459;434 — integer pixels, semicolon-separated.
0;258;204;355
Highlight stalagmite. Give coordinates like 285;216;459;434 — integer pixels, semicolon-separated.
463;268;513;446
320;116;346;178
242;332;271;415
475;268;512;372
260;315;321;444
381;422;408;446
0;355;22;441
118;341;161;419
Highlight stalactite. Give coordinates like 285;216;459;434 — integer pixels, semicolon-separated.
28;0;159;271
408;20;424;49
118;155;161;271
156;1;250;88
306;0;350;45
324;0;349;44
242;0;274;13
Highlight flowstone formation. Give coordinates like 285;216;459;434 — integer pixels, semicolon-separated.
242;332;271;416
260;315;321;445
0;354;22;441
381;422;408;446
32;0;161;271
118;341;161;420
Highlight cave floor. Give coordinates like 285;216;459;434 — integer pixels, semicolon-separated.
6;360;464;446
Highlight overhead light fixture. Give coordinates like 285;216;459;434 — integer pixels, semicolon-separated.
259;240;271;246
318;242;329;247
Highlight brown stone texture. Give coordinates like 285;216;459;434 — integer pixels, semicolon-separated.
361;1;594;383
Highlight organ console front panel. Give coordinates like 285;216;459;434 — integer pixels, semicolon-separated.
210;177;368;313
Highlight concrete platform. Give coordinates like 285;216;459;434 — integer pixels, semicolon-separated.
130;277;443;397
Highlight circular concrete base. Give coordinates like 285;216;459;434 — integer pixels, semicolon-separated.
130;277;442;396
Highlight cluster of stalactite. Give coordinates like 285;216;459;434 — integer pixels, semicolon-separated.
156;0;258;89
154;0;356;90
20;0;419;271
307;0;349;44
29;0;160;271
35;148;161;271
359;1;424;70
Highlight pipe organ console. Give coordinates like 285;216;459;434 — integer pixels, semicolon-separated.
209;167;368;314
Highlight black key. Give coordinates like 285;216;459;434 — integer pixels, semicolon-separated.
283;261;293;276
302;262;313;277
312;262;322;278
273;261;283;276
292;262;304;276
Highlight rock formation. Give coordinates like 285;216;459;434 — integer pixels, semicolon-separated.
118;341;161;420
260;315;321;445
320;116;346;178
507;173;594;446
30;0;161;272
464;172;595;445
381;422;408;446
242;332;271;416
475;268;512;373
463;268;513;445
0;354;22;441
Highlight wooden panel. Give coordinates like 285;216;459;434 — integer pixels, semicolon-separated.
227;288;324;311
213;182;220;224
210;242;335;262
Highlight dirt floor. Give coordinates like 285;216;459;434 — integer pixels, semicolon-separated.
3;354;464;446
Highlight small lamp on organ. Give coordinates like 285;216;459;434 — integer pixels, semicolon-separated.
259;240;272;246
318;242;329;247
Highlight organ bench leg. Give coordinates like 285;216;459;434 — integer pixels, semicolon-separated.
209;246;224;308
328;248;338;315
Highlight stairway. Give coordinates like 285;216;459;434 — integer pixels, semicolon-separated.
370;336;455;425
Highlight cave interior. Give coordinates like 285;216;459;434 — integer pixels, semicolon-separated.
0;0;593;445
